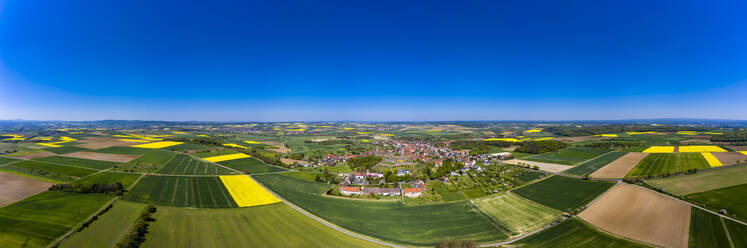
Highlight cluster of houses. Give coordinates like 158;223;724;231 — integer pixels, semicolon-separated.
339;171;426;197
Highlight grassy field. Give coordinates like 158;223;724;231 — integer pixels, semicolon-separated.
114;149;177;172
35;155;117;170
725;218;747;248
142;203;383;248
163;143;213;151
512;176;614;212
124;175;237;208
217;157;287;174
686;183;747;222
564;151;627;176
512;218;648;248
74;171;142;187
525;147;611;165
157;154;234;175
43;146;90;154
254;174;511;246
60;200;145;248
0;156;19;165
688;207;731;248
646;165;747;195
626;153;710;178
0;191;114;248
279;171;320;182
474;193;561;236
5;160;97;181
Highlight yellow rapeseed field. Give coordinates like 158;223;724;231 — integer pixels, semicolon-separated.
677;131;697;135
343;127;354;130
222;143;247;149
204;153;251;162
740;151;747;156
361;139;370;142
704;132;724;135
525;129;542;133
678;146;727;153
286;128;306;132
197;134;210;137
356;132;373;135
642;146;675;153
36;143;62;147
172;131;187;134
244;140;261;144
219;175;281;207
534;137;554;141
131;141;183;149
599;134;618;137
701;153;723;167
377;134;394;136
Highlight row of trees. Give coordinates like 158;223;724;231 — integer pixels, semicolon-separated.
448;140;512;155
582;140;643;149
545;125;708;137
49;183;125;195
115;205;156;248
348;155;383;171
711;132;747;142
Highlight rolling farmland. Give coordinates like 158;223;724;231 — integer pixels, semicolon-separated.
142;204;384;248
0;191;113;248
688;208;731;248
524;147;611;165
34;155;117;170
124;175;237;208
217;157;287;174
564;151;627;176
60;201;145;248
74;171;142;187
512;218;648;248
157;154;235;175
686;183;747;222
474;193;561;236
512;176;614;212
254;174;511;246
4;160;97;181
626;153;710;178
646;165;747;195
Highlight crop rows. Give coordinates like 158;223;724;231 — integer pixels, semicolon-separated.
626;153;710;178
157;154;234;175
124;175;237;208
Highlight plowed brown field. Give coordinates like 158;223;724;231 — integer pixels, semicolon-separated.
60;151;140;163
0;172;53;206
590;152;647;178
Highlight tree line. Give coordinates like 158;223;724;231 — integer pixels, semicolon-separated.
49;183;125;195
514;140;568;154
115;205;157;248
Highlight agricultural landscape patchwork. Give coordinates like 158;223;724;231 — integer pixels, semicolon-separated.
1;120;747;247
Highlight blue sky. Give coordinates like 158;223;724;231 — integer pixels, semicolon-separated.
1;0;746;121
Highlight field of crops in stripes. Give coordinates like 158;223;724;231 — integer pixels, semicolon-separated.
156;154;235;175
124;175;237;208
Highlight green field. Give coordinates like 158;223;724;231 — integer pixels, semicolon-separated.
74;171;142;187
279;171;321;182
512;218;648;247
142;203;384;248
564;151;627;176
124;175;237;208
217;157;287;174
35;155;117;170
688;207;731;248
512;176;614;212
254;174;510;246
725;218;747;248
60;200;145;248
646;165;747;195
686;183;747;222
474;193;561;236
115;149;177;172
157;154;235;175
0;191;114;248
163;143;213;151
6;160;97;181
0;156;19;165
524;147;611;165
43;146;90;154
193;150;239;158
626;153;710;178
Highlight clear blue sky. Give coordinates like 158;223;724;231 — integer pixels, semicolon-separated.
1;0;746;121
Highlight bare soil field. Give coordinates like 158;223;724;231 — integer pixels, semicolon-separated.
75;137;141;149
504;159;573;173
280;158;305;165
712;152;747;165
578;184;690;248
12;150;56;160
684;135;711;139
60;151;140;163
0;171;53;207
556;136;605;142
591;152;648;178
680;138;712;144
263;141;290;153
